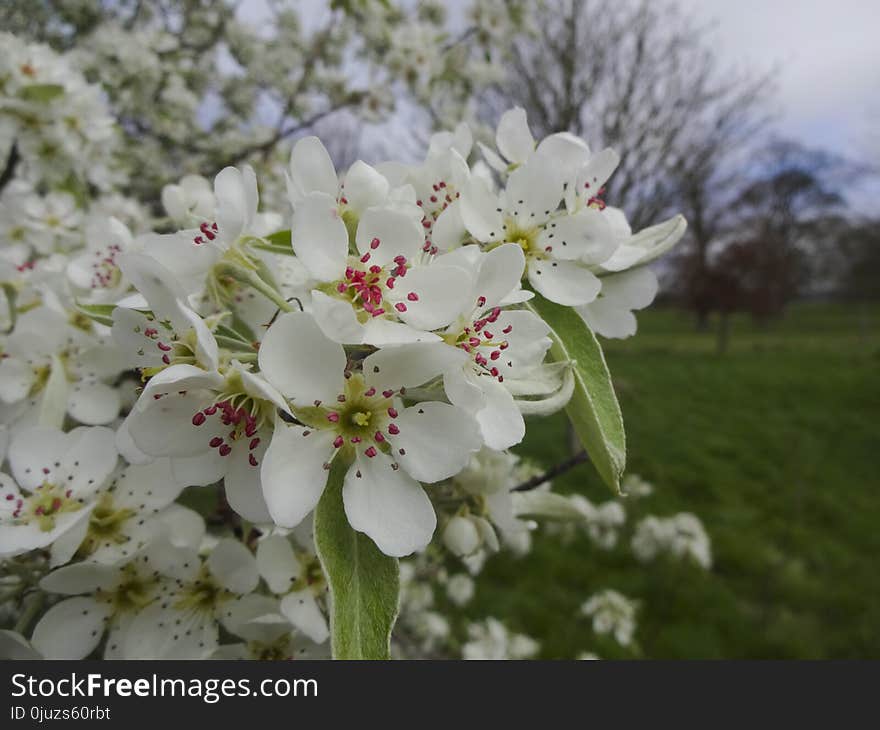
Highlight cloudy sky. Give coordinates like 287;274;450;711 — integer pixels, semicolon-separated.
680;0;878;164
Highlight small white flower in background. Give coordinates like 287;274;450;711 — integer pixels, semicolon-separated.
621;473;654;498
66;216;134;304
122;538;259;659
568;495;626;550
581;589;638;647
0;426;117;559
0;307;126;428
446;573;475;607
462;617;539;660
255;529;329;644
632;513;712;569
161;174;215;225
31;547;172;659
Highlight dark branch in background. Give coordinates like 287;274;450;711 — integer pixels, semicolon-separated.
0;144;20;195
511;450;589;492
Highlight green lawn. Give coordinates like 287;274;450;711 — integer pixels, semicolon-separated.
466;301;880;658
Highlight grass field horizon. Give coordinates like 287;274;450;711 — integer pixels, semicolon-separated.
468;301;880;658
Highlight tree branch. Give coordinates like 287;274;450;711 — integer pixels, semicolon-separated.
511;450;589;492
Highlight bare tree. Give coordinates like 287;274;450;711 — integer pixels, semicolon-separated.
483;0;771;229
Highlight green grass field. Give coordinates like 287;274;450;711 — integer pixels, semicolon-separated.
467;302;880;658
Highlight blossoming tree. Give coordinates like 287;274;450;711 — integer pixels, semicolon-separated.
0;7;706;660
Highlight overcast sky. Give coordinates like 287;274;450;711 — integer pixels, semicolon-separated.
680;0;879;165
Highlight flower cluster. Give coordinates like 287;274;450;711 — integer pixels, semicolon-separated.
0;26;696;660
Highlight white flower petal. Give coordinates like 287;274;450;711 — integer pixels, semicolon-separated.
290;191;348;281
59;426;118;497
430;200;467;252
392;264;470;331
537;209;616;263
289;136;338;201
505;158;563;224
223;436;272;523
527;258;601;306
280;589;328;643
113;460;181;511
473;243;525;308
67;381;120;425
310;289;364;344
256;534;301;594
391;402;481;483
207;538;259;594
9;426;69;490
342;450;436;557
473;377;525;450
258;311;346;406
355;207;423;266
342;161;390;214
459;177;504;243
495;107;535;165
261;423;335;528
0;358;33;404
40;563;119;595
32;597;111;659
364;342;467;392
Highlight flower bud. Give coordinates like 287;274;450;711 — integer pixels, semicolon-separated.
442;515;480;556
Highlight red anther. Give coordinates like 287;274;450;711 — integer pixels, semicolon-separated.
407;292;419;301
394;255;406;265
157;342;172;351
4;494;12;501
490;367;499;377
369;265;382;274
477;296;487;307
219;444;232;456
192;413;206;426
327;412;340;423
370;237;381;249
484;330;494;339
360;252;371;263
249;454;258;467
51;498;62;511
490;350;501;360
430;195;437;203
502;325;513;334
387;407;398;418
351;437;361;444
469;337;481;348
387;423;400;435
372;308;385;317
395;302;407;313
364;446;377;458
204;405;217;415
333;435;344;449
374;431;386;443
386;277;395;289
365;387;376;397
337;282;347;293
382;390;394;398
210;437;223;448
499;342;509;350
162;354;170;364
249;438;260;450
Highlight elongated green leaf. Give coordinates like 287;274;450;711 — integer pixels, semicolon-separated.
314;459;400;660
18;83;64;102
526;294;626;493
74;301;118;328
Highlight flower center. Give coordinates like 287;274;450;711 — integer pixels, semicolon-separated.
76;492;135;558
443;297;512;383
174;567;231;613
326;240;419;322
16;483;82;532
97;564;156;613
90;242;123;289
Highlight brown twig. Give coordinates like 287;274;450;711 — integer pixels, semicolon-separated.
511;450;589;492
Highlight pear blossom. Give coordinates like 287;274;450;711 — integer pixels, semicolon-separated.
0;307;126;428
580;589;638;647
0;425;117;558
255;531;329;644
123;539;259;659
257;311;482;556
66;216;134;304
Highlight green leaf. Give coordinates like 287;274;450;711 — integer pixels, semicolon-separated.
265;229;291;247
74;301;119;328
314;459;400;660
18;83;64;103
526;294;626;493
